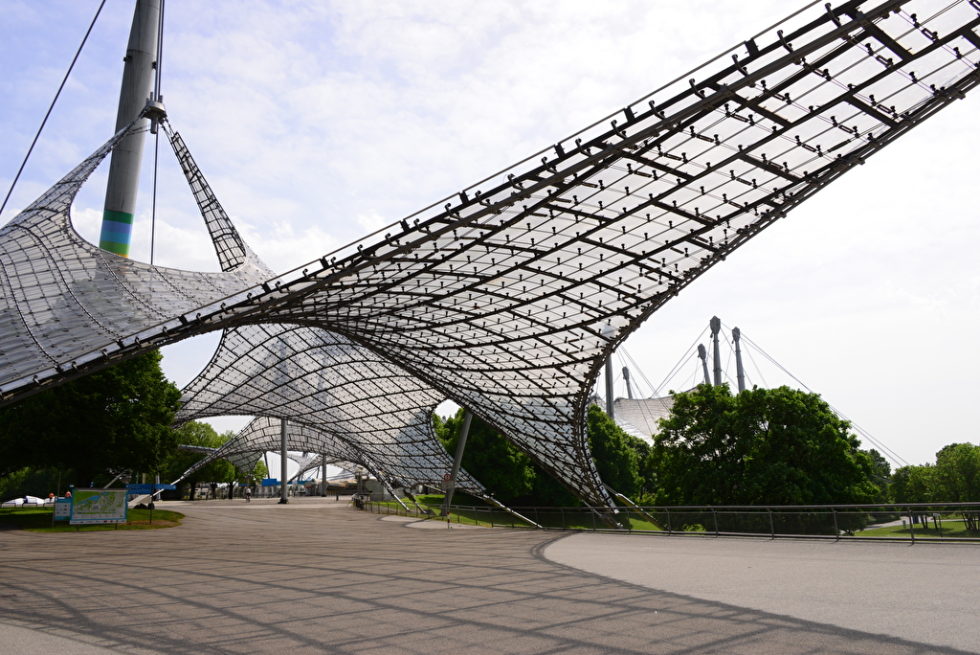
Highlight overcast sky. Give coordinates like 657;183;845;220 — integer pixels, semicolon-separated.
1;1;977;468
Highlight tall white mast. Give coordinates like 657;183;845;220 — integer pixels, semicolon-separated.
98;0;161;257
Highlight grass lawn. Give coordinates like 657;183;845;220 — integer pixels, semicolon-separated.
369;495;665;531
859;519;978;539
0;507;184;532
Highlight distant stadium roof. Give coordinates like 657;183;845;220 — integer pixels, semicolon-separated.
613;396;677;442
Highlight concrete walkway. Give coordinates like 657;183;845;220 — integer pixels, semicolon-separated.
0;498;975;654
546;532;980;653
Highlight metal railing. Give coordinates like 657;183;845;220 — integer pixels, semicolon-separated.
359;500;980;543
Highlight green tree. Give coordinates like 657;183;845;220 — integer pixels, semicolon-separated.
586;404;643;498
0;351;180;486
434;405;647;506
160;422;236;499
650;384;877;507
435;410;534;504
934;443;980;502
864;448;892;502
890;465;937;503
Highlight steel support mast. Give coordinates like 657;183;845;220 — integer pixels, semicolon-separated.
732;326;746;393
279;418;288;504
710;316;723;386
99;0;161;257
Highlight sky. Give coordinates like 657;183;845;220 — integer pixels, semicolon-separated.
1;0;978;469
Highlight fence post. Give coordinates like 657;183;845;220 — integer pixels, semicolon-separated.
665;508;672;535
560;507;565;530
832;508;839;540
908;507;915;544
768;508;775;539
712;508;719;537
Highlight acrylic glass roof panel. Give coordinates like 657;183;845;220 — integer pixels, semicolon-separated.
0;122;265;393
176;323;482;491
1;0;977;509
226;0;979;507
181;416;483;492
173;150;484;497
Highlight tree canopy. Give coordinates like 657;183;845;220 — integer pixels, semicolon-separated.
160;422;238;497
435;411;534;503
0;351;180;485
649;384;878;506
435;404;646;505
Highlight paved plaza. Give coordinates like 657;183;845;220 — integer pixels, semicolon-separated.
0;498;976;654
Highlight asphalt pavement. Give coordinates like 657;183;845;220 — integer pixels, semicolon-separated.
0;497;975;654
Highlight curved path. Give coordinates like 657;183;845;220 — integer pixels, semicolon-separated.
0;499;975;654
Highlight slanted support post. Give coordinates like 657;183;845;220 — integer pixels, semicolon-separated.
278;418;288;504
697;344;711;386
710;316;723;386
605;357;615;419
732;326;746;393
321;454;327;497
441;410;473;517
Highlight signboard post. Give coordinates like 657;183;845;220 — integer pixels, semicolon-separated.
69;489;127;526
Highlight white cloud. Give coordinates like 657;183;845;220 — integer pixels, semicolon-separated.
2;1;979;466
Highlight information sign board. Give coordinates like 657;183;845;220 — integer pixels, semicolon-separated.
53;497;71;521
69;489;127;525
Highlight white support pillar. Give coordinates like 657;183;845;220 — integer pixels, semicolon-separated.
99;0;161;257
321;454;327;497
605;357;615;419
278;418;288;504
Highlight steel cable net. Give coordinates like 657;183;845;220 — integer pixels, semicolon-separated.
172;126;483;495
178;416;478;493
176;324;483;491
1;0;978;508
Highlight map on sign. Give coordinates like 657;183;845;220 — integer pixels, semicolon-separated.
70;489;127;525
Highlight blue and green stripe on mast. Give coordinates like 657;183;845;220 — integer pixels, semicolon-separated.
98;0;161;258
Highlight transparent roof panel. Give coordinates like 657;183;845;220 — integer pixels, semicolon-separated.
1;0;977;508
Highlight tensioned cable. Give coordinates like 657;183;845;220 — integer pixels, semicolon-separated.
0;0;107;220
655;325;709;394
737;330;908;467
620;346;661;398
150;0;166;265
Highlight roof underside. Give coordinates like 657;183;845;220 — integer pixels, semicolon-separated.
1;0;977;507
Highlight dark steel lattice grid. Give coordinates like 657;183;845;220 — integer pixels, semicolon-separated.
172;124;487;495
0;0;977;508
206;0;980;505
176;416;481;495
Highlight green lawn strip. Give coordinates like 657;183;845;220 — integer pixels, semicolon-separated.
858;519;978;539
0;507;183;532
367;497;666;531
